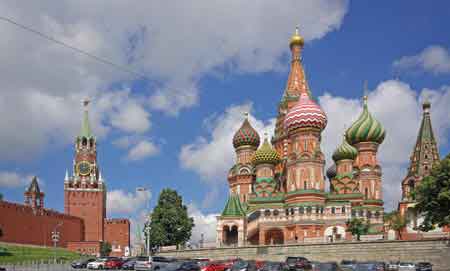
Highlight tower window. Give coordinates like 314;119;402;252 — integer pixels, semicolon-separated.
304;181;307;190
264;209;271;217
299;207;304;214
306;206;312;214
273;210;279;216
341;206;346;214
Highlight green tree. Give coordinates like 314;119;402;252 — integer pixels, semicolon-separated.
384;211;408;240
100;242;112;257
148;189;194;250
0;193;3;201
346;217;369;241
414;153;450;231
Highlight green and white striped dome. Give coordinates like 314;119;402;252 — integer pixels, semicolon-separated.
346;97;386;145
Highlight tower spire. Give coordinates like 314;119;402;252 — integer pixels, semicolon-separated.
285;27;311;98
406;100;439;177
80;98;92;138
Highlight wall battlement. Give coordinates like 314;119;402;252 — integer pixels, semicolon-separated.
0;200;82;222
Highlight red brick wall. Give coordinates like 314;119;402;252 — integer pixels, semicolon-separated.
104;219;130;257
64;190;105;242
0;201;83;247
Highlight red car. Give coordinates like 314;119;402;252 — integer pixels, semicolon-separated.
104;257;124;269
201;260;234;271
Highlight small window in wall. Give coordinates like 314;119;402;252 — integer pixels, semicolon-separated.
320;207;324;214
341;206;346;214
351;210;356;217
367;211;372;219
365;188;369;199
331;207;336;214
285;209;289;216
315;206;320;214
304;181;307;190
359;210;364;217
290;208;295;215
299;207;304;214
306;206;312;214
264;209;271;216
375;211;380;218
273;210;279;216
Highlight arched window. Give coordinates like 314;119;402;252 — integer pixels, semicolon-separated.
331;207;336;214
290;208;295;215
359;210;364;217
341;206;346;214
365;188;369;199
320;207;324;214
264;209;271;217
299;207;304;214
315;206;320;214
375;211;380;218
304;181;307;190
351;210;356;217
285;209;289;216
306;206;312;214
89;138;94;148
273;210;279;216
82;137;87;146
367;211;372;219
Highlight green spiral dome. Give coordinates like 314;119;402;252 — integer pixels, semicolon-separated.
332;137;358;161
252;138;280;165
346;97;386;145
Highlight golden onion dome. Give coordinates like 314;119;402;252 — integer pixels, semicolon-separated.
252;136;280;165
290;27;304;48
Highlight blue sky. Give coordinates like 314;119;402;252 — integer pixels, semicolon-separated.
1;1;450;243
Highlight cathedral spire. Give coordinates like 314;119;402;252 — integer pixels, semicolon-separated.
407;99;439;177
80;98;93;138
285;27;311;98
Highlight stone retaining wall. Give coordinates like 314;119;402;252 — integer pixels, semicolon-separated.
158;239;450;271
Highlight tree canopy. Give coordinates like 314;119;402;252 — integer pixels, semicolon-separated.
346;217;369;241
100;242;111;257
384;210;407;239
414;153;450;231
148;188;194;249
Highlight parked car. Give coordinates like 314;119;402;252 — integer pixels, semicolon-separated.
87;258;109;270
340;260;357;270
178;261;202;271
71;258;96;269
415;262;432;271
259;261;286;271
230;260;259;271
202;261;234;271
398;263;415;271
374;262;386;271
354;263;378;271
122;258;137;270
0;267;6;271
312;262;342;271
387;262;399;271
135;256;176;271
104;257;124;269
286;256;312;271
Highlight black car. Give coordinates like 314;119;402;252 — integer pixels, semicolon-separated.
286;257;312;271
0;267;6;271
71;258;96;269
416;262;432;271
122;258;137;270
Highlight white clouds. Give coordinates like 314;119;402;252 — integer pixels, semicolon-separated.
188;204;218;245
393;45;450;74
107;188;151;215
179;103;275;183
0;1;348;158
0;171;31;188
126;140;160;161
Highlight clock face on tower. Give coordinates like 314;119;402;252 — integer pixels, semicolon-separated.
77;161;92;176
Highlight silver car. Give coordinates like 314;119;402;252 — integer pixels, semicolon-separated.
398;262;415;271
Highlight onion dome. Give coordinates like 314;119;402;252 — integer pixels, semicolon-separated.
284;93;327;132
290;27;304;48
232;113;260;149
326;164;337;180
252;137;280;165
332;137;358;162
346;96;385;145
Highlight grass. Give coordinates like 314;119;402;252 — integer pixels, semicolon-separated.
0;244;81;264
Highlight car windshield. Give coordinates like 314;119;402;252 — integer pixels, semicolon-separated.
137;256;149;261
286;258;298;264
400;262;414;266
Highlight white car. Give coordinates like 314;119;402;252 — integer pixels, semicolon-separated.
87;258;108;269
398;262;416;271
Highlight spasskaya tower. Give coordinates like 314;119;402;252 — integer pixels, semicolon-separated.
64;99;106;242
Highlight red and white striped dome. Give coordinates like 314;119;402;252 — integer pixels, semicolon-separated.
284;93;327;132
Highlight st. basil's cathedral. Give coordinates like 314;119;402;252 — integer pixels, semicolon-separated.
216;28;448;246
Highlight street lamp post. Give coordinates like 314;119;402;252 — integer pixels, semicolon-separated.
136;187;151;256
52;222;63;263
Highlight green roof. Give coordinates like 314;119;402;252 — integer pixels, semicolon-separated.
221;194;246;217
80;108;93;138
287;189;326;196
